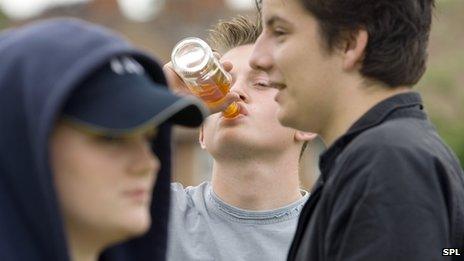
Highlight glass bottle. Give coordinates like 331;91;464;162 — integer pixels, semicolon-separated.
171;37;239;118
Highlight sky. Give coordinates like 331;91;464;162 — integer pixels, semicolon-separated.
0;0;254;21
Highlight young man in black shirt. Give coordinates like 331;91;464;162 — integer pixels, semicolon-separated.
249;0;464;260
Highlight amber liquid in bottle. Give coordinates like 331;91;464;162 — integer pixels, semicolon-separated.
183;66;239;117
171;37;239;118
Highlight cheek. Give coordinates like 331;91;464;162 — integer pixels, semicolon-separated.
257;101;296;143
53;142;121;187
266;99;280;117
273;47;287;70
52;142;121;220
254;96;283;125
274;39;299;66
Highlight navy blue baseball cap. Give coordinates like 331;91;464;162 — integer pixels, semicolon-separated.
62;56;207;135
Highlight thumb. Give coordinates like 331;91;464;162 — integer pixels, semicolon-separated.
222;61;233;72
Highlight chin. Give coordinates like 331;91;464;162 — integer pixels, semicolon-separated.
277;107;295;128
278;106;313;132
214;128;244;143
97;213;151;249
116;209;152;239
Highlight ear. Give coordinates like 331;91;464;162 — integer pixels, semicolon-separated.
294;131;317;142
343;29;368;71
198;125;206;149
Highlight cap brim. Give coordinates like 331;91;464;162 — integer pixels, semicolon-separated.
63;79;208;135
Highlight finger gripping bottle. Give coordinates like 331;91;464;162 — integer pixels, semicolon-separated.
171;37;239;118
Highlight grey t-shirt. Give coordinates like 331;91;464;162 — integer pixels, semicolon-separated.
167;182;309;261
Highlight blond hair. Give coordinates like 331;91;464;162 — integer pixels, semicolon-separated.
208;15;262;54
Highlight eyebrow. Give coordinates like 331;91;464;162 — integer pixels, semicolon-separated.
265;15;291;27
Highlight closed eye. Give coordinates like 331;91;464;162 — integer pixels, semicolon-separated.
255;82;269;87
252;81;270;90
273;29;286;36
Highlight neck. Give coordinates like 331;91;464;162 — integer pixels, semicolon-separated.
211;148;303;210
321;83;411;147
68;242;99;261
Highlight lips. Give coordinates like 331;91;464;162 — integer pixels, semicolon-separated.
237;102;249;116
221;102;248;119
123;188;150;203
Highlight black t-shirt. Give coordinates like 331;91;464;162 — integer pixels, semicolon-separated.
288;92;464;261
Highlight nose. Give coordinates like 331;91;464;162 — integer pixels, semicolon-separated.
229;77;249;102
128;140;160;176
249;33;273;72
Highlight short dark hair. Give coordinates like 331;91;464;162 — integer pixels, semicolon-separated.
256;0;435;88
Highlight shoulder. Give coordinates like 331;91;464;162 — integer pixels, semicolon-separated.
332;118;456;200
342;118;441;168
353;118;429;150
170;181;211;212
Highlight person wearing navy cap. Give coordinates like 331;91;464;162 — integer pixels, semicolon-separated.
0;18;207;261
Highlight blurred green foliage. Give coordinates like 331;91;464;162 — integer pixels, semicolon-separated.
418;0;464;166
0;10;6;30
